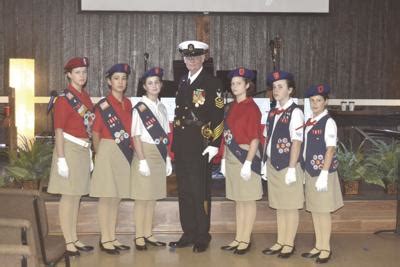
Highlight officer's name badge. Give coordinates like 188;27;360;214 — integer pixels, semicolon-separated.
192;89;205;107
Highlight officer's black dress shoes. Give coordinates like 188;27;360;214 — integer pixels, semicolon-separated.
169;239;193;248
301;248;321;258
99;241;120;255
316;250;332;264
278;245;295;258
73;240;94;252
113;240;131;251
262;243;283;255
144;235;166;247
220;240;239;251
134;237;148;251
192;243;208;253
234;241;251;255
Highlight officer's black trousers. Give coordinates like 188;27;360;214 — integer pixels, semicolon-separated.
175;154;212;245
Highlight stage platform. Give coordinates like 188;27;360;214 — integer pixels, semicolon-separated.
44;198;396;235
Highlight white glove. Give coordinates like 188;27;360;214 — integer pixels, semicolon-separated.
220;158;226;176
261;162;268;181
285;167;297;185
240;160;252;181
139;160;151;176
315;170;329;192
166;157;173;176
57;157;69;179
89;149;94;172
202;146;219;162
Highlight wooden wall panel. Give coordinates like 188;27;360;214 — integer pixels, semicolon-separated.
0;0;399;134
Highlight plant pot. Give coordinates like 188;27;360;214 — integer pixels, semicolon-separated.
343;180;360;195
385;183;398;195
21;180;40;190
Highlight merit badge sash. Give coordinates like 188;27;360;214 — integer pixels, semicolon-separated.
134;102;169;162
223;120;262;175
63;88;95;137
97;98;133;164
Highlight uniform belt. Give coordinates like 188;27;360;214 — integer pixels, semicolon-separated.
182;119;204;127
63;132;90;148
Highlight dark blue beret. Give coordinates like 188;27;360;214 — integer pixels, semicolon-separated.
227;67;255;80
105;63;131;78
266;70;294;86
305;84;331;98
141;67;164;81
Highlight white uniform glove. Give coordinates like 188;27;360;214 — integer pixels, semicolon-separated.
166;157;173;176
139;159;151;176
315;170;329;192
202;146;219;162
220;158;226;176
240;160;252;181
89;149;94;172
57;157;69;179
285;167;297;185
261;162;268;181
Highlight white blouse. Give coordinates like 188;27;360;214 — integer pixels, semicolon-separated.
131;96;170;144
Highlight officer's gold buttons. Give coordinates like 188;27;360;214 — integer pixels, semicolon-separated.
184;106;188;110
182;116;185;119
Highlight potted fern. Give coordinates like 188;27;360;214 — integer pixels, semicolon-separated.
364;139;399;195
336;141;366;195
2;136;53;190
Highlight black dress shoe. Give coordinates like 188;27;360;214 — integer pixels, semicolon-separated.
144;235;166;247
99;241;120;255
220;240;239;251
278;245;295;258
73;240;94;252
193;243;208;253
65;250;80;257
169;240;193;248
114;244;131;250
262;243;283;255
134;237;148;251
234;241;251;255
316;250;332;264
301;248;321;258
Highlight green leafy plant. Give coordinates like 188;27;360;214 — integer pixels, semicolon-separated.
336;141;367;182
364;139;400;187
1;136;53;186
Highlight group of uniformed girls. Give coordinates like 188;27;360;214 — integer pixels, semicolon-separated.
48;57;170;256
47;56;343;264
220;68;343;264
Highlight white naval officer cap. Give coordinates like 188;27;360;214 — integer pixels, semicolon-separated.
178;40;209;57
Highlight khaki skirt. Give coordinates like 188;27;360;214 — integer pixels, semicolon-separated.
267;160;304;209
130;142;166;200
47;139;91;195
90;139;131;198
305;171;344;213
225;146;262;201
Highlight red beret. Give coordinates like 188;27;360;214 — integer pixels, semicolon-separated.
64;57;89;72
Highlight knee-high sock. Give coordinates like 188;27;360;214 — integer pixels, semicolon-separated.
241;201;256;243
311;212;322;250
70;195;81;242
319;212;331;251
143;200;156;238
59;195;77;251
284;209;299;247
135;200;147;244
276;209;286;246
109;198;121;242
98;197;112;243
